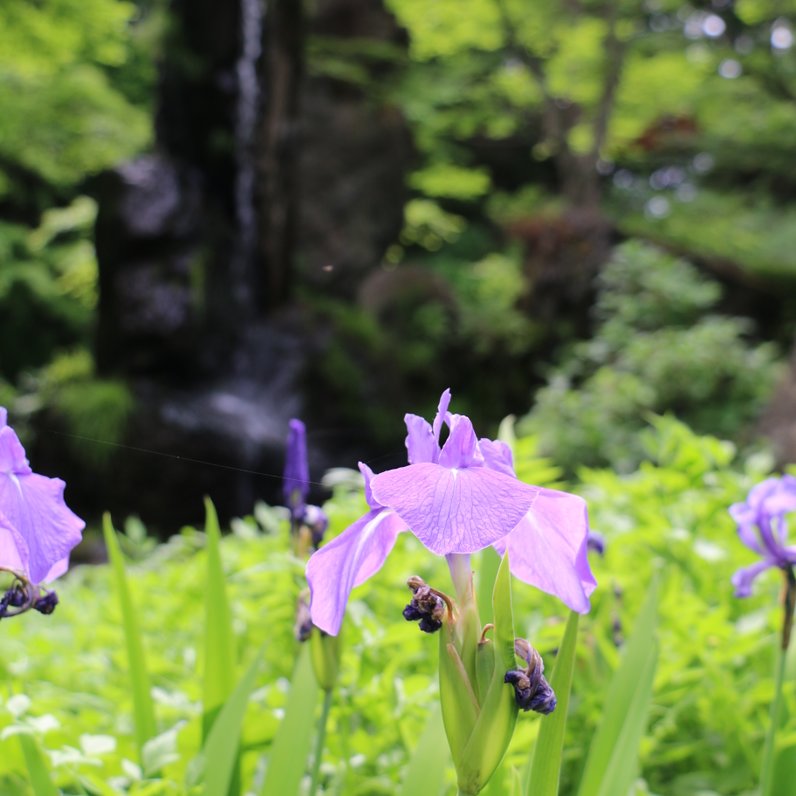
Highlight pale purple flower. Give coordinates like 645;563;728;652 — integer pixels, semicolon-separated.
0;408;84;586
306;390;596;635
731;476;796;597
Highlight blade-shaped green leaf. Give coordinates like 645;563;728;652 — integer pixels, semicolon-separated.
399;705;448;796
102;512;157;764
19;735;58;796
576;579;660;796
202;498;239;796
201;647;263;796
260;644;320;795
202;497;236;738
439;622;479;765
526;611;580;796
477;547;501;632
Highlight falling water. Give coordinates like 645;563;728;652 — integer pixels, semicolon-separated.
232;0;265;314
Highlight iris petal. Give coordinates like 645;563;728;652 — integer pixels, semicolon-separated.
438;415;483;469
371;462;539;554
0;472;84;584
0;511;28;576
494;489;596;613
432;389;451;449
732;560;774;598
404;415;436;464
479;438;516;477
0;426;32;475
307;509;406;635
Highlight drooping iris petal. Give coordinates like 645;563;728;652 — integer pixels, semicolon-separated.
405;414;436;464
306;509;406;635
0;511;28;576
0;408;6;427
0;426;32;475
371;462;540;554
732;560;774;598
0;471;84;585
493;489;595;613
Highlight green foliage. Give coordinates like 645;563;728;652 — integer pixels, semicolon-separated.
0;0;150;193
38;351;134;468
521;241;779;473
575;582;659;796
526;612;579;796
615;188;796;282
102;514;158;764
0;418;787;795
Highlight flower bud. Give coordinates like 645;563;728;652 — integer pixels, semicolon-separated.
403;576;448;634
504;639;556;715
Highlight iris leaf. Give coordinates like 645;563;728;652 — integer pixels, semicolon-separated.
576;578;660;796
260;644;320;795
201;646;263;796
525;611;580;796
102;512;157;764
399;704;448;796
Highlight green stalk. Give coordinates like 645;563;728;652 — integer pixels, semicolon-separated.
761;567;796;796
309;688;334;796
761;645;787;796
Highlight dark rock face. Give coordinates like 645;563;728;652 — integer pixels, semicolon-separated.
84;0;412;529
94;155;210;377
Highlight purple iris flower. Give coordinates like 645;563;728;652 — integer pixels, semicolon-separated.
0;408;84;586
731;476;796;597
306;390;596;635
284;419;310;522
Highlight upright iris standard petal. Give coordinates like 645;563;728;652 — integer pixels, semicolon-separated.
371;463;539;554
494;489;595;614
306;508;406;635
405;415;436;464
0;414;84;585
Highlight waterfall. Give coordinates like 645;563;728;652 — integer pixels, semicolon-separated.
232;0;265;314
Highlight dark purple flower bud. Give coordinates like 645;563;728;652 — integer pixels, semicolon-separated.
294;591;314;642
403;576;448;634
302;504;329;549
504;638;557;715
284;419;310;523
0;578;42;619
587;531;605;556
34;590;58;615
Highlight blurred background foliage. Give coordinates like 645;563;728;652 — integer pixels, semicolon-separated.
0;0;794;500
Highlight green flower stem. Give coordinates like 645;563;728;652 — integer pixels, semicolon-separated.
309;688;334;796
760;644;786;796
760;567;796;796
